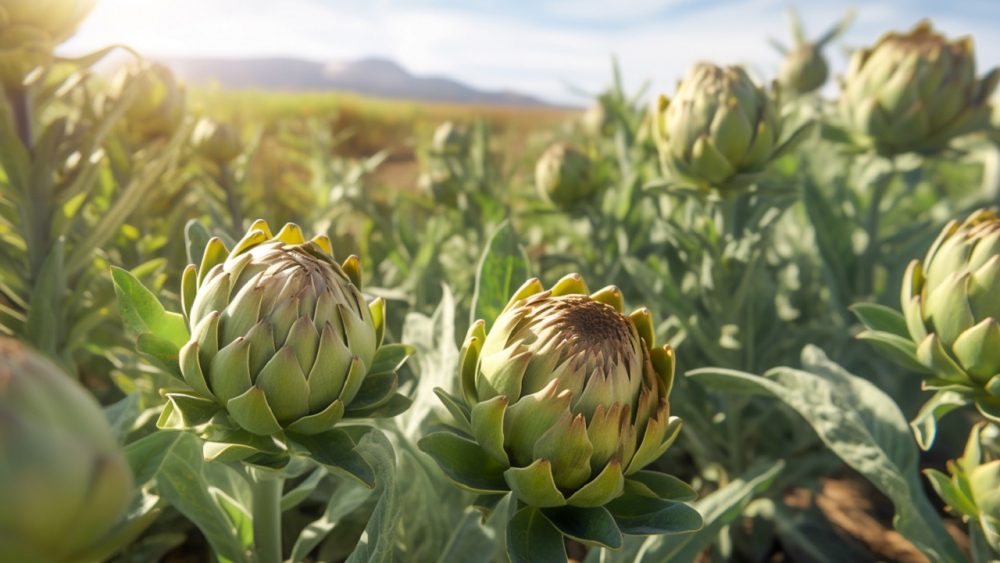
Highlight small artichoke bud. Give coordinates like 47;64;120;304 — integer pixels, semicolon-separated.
168;220;407;443
535;142;598;208
840;20;999;156
114;61;186;143
423;274;684;509
192;118;242;164
898;209;1000;421
430;121;469;157
778;44;828;95
654;63;790;194
0;337;133;562
925;424;1000;553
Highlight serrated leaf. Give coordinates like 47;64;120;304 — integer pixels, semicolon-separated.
471;221;530;328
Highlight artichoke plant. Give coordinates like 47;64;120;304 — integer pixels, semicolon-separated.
114;61;186;144
114;220;412;470
0;337;135;562
192;117;242;164
420;274;701;561
535;142;599;208
925;423;1000;555
839;20;999;156
856;209;1000;427
653;63;806;193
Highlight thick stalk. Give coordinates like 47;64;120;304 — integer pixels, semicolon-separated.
6;84;49;282
857;161;895;298
249;469;284;563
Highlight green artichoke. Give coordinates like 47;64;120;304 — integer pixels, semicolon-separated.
114;61;186;143
839;20;999;156
0;0;94;86
857;209;1000;426
653;63;801;193
192;117;242;164
535;142;599;208
0;337;133;563
925;424;1000;554
899;209;1000;420
421;274;699;558
155;220;411;464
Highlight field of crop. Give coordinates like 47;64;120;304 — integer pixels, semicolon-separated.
3;3;1000;563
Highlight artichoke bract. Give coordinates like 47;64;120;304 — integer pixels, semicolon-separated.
653;63;798;193
535;142;598;208
114;61;186;143
0;337;133;563
192;117;242;164
839;21;999;156
421;274;699;556
150;220;411;467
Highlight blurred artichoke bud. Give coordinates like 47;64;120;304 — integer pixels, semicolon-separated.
896;209;1000;421
581;98;613;137
423;274;686;512
192;117;242;164
840;21;999;156
418;163;463;206
430;121;469;157
535;142;598;208
0;0;94;44
778;44;828;95
114;61;186;143
654;63;800;193
925;424;1000;552
0;337;133;562
165;220;409;446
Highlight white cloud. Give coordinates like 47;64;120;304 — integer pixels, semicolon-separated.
61;0;1000;105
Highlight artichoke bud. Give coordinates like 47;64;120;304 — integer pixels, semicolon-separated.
418;164;463;206
839;20;999;155
430;121;469;157
114;61;186;144
455;274;682;508
0;337;133;562
535;142;599;209
901;209;1000;421
192;118;242;164
172;220;398;440
581;96;614;137
778;44;829;95
654;63;783;194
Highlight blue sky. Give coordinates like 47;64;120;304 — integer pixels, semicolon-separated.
63;0;1000;104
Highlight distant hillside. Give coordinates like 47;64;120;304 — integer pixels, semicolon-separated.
162;57;555;107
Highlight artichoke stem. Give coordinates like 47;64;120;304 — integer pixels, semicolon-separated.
857;161;895;297
6;83;50;282
249;468;284;563
219;163;244;235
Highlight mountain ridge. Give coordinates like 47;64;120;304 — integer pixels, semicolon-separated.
161;56;558;107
